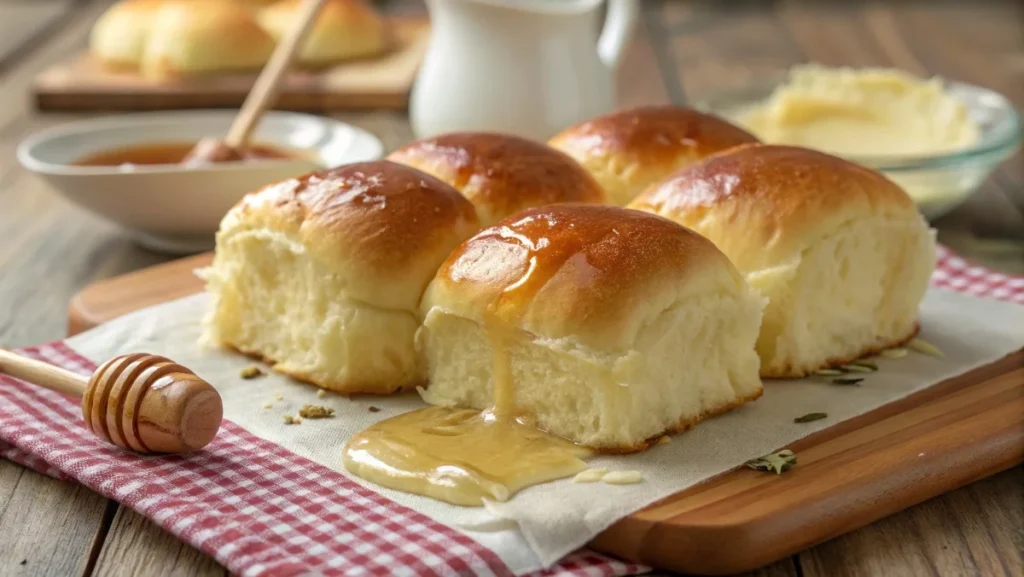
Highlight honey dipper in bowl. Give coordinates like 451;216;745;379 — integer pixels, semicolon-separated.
0;349;223;453
183;0;326;166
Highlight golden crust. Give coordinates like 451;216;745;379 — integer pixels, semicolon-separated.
258;0;390;66
761;324;921;379
629;144;920;273
140;0;275;79
218;160;479;310
423;204;746;352
589;386;765;454
548;106;759;206
224;342;422;396
388;132;607;227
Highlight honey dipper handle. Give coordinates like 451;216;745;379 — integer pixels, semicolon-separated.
224;0;327;148
0;348;88;398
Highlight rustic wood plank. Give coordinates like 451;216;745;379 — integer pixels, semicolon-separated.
800;466;1024;577
0;459;112;577
93;508;225;577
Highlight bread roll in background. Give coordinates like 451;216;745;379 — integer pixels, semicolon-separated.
388;132;607;227
630;144;936;378
201;161;480;394
259;0;390;67
139;0;275;79
417;204;765;451
90;0;161;69
548;106;759;206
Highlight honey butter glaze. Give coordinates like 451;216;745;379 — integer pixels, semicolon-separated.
342;205;728;505
342;316;590;507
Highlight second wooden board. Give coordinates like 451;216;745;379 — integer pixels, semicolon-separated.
34;18;429;112
67;253;1024;575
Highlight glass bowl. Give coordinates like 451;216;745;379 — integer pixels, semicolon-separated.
694;78;1023;221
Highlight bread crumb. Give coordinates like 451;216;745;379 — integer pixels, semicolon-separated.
572;469;608;483
240;366;264;379
282;415;301;425
602;470;643;485
262;402;273;409
274;394;283;402
316;389;329;399
657;435;671;445
368;406;381;413
298;404;335;419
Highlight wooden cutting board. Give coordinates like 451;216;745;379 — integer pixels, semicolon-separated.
34;18;428;112
67;253;1024;576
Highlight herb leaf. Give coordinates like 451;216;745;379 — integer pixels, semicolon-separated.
813;369;845;376
832;377;864;386
794;412;828;423
745;449;797;475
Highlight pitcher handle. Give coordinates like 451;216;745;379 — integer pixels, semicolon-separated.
597;0;639;69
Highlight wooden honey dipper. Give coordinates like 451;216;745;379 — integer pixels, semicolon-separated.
0;349;223;453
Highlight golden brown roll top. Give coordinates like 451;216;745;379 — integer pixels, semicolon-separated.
423;204;746;352
629;144;920;272
388;132;607;227
548;106;759;206
258;0;390;67
90;0;161;69
418;204;765;449
141;0;276;79
630;144;934;378
219;160;480;312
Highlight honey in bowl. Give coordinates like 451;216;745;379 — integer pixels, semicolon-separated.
73;141;303;167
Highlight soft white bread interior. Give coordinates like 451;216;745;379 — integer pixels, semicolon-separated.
630;144;936;377
416;204;764;451
548;106;760;206
201;161;480;394
388;132;606;227
258;0;390;67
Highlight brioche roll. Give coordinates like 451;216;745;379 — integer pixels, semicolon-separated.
90;0;161;69
259;0;389;67
548;106;759;206
388;132;606;227
140;0;275;79
630;144;936;378
201;161;480;394
417;204;764;451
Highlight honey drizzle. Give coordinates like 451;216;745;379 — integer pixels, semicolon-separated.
341;231;590;506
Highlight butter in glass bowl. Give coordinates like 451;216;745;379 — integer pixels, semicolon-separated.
699;64;1022;220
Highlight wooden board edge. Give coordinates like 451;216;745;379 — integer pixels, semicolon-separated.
591;351;1024;574
67;252;212;336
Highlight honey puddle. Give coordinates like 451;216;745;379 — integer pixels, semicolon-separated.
342;313;590;506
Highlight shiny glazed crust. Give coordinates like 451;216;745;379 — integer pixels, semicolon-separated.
217;160;480;310
548;106;759;205
388;132;607;226
422;204;747;352
629;144;921;272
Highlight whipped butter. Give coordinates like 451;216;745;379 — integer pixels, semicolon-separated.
738;65;980;157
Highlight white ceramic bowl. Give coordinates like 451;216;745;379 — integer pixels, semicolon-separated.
18;110;385;254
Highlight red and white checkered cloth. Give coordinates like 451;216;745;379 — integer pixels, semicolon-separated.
1;245;1021;577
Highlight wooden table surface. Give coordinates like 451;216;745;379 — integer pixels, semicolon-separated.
1;1;1021;576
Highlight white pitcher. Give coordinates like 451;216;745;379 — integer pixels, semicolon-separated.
409;0;639;141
